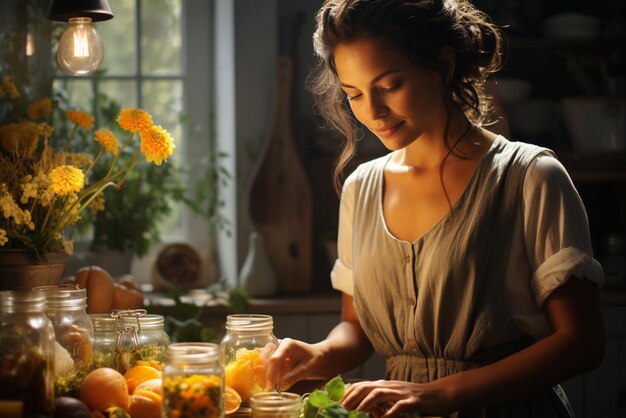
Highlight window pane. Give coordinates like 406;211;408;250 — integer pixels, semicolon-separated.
53;79;93;111
141;80;183;151
98;79;138;110
97;0;137;75
141;0;182;75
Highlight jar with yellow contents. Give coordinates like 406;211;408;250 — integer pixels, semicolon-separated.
163;343;224;418
219;314;278;403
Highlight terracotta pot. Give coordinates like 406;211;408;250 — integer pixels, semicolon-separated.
0;249;66;291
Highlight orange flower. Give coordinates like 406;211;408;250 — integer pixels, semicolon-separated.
2;76;20;99
66;110;94;130
117;108;153;133
27;98;52;120
94;130;119;155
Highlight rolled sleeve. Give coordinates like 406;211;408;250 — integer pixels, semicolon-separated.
523;154;604;306
330;171;358;296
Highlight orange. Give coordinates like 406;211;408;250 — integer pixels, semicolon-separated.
225;348;266;401
123;365;162;394
224;385;242;415
134;378;163;396
128;392;161;418
80;367;129;412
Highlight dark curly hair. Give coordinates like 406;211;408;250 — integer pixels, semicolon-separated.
309;0;504;193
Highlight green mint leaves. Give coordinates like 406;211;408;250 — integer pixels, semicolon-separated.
300;376;421;418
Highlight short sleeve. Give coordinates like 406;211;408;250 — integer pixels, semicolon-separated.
330;171;358;296
523;154;604;306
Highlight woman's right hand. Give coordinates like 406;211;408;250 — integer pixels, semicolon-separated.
265;338;328;391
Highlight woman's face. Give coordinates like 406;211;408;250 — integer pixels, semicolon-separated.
333;38;446;150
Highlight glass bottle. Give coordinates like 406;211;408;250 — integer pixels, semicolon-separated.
163;342;224;418
249;392;301;418
34;285;94;397
0;291;55;417
220;314;278;402
111;309;170;373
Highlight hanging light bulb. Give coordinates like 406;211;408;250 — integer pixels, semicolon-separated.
49;0;114;76
56;17;103;75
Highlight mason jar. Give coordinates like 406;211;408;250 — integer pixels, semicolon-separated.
163;342;224;418
34;285;94;397
220;314;278;402
89;314;117;369
249;392;301;418
0;291;55;417
112;309;170;373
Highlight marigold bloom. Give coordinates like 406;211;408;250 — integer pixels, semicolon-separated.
139;125;175;166
0;228;7;246
49;165;85;196
2;76;20;99
27;98;52;120
117;108;153;132
66;110;94;130
94;130;119;155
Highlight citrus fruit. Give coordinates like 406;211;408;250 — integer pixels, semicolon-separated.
225;348;267;401
123;365;161;394
79;367;129;412
224;385;242;415
128;391;161;418
134;378;163;396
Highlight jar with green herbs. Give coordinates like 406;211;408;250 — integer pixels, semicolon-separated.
220;314;278;402
163;342;224;418
34;285;94;397
89;314;117;369
111;309;170;373
0;291;55;417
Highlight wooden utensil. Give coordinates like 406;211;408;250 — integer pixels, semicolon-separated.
247;55;313;293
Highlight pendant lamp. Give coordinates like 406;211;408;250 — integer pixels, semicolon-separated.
49;0;114;76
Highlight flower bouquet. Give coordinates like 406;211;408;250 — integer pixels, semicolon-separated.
0;74;175;260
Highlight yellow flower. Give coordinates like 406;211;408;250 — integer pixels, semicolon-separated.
48;165;84;196
94;130;119;155
117;108;153;132
139;125;175;166
2;76;20;99
0;228;7;246
66;110;94;130
27;98;52;120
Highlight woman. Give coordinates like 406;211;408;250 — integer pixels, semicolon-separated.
266;1;605;416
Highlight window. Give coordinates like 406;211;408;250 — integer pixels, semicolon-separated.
54;0;213;252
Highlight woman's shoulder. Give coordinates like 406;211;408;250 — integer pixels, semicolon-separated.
342;153;391;188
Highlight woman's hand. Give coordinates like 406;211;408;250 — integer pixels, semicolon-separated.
342;379;453;417
265;338;328;391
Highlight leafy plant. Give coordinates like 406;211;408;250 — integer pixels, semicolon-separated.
301;376;421;418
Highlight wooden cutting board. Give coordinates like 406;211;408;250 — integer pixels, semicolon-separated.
247;56;313;293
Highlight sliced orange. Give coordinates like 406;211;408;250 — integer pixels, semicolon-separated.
123;365;162;394
224;385;242;415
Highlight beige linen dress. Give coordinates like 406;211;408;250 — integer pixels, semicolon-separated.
331;136;604;417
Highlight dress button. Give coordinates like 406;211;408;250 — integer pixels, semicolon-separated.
404;255;411;264
408;297;416;306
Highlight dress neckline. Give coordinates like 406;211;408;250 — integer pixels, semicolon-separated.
378;135;504;244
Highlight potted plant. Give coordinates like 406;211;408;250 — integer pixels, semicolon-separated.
0;74;176;290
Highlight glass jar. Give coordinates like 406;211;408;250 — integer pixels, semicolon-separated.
220;314;278;402
0;291;55;417
163;343;224;418
111;309;170;373
89;314;117;369
34;285;94;397
249;392;301;418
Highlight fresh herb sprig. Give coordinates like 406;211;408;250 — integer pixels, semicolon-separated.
300;376;421;418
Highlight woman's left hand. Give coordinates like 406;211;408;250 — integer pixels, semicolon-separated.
342;379;453;417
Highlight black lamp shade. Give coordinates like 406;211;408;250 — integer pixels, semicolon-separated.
49;0;114;22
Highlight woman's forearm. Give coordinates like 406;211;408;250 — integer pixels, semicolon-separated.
313;319;375;378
